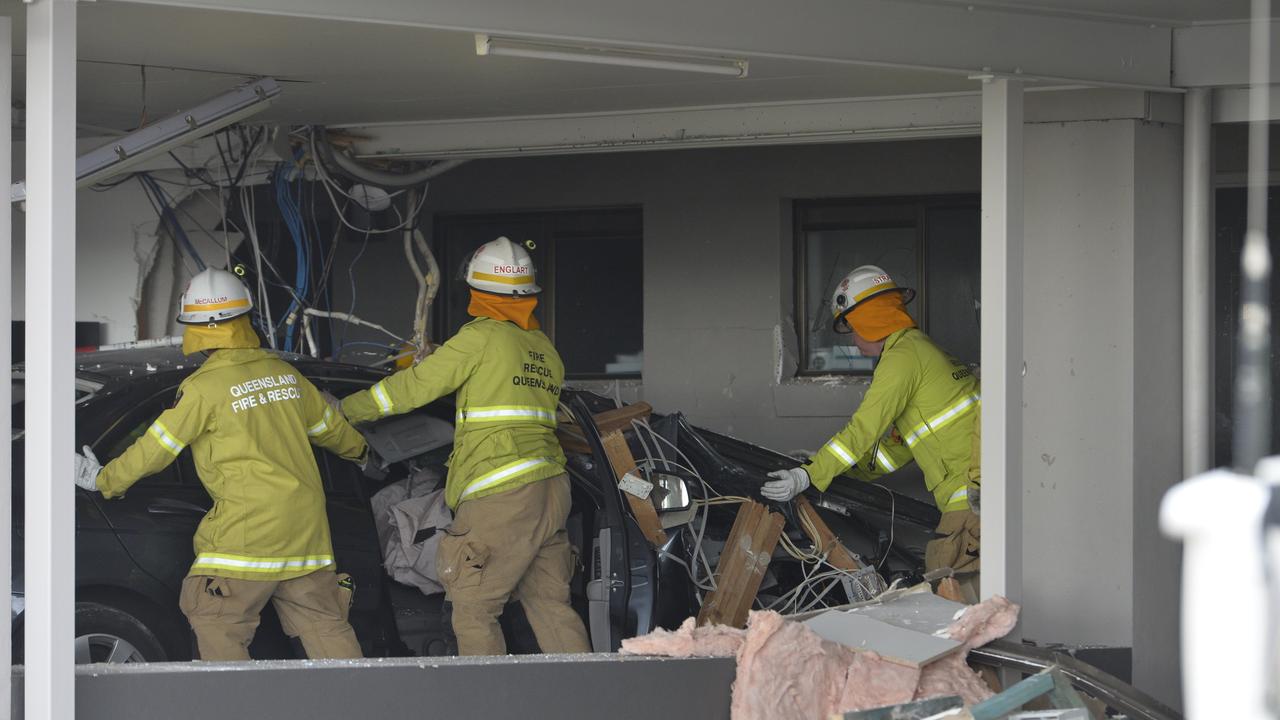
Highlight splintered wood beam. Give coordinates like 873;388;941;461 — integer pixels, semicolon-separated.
591;402;655;435
793;495;867;573
556;401;656;455
600;429;668;547
697;500;784;628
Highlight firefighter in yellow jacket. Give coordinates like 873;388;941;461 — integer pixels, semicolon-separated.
72;268;368;661
339;237;591;656
762;265;982;590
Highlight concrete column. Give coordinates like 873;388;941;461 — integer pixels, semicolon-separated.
1182;88;1212;477
979;77;1024;606
24;1;77;718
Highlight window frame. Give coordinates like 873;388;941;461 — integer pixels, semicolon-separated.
432;206;644;381
792;194;980;377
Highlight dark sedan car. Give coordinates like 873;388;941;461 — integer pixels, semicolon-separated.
8;347;712;663
12;345;939;664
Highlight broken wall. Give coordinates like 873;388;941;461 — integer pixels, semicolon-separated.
12;141;235;345
330;138;982;454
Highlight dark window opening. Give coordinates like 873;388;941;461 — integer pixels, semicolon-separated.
434;208;643;379
1213;186;1280;467
794;197;980;375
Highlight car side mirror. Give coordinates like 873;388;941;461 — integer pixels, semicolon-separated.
652;473;691;514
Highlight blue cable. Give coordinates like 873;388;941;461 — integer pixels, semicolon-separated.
274;164;309;352
139;174;206;272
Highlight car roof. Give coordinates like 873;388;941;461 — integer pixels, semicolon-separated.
14;345;390;400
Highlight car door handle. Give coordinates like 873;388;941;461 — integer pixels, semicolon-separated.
146;499;209;516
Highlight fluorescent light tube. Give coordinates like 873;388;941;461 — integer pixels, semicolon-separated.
77;77;281;187
12;77;281;202
476;34;748;78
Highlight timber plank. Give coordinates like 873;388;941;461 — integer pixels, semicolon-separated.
794;495;866;573
698;500;784;628
601;429;668;547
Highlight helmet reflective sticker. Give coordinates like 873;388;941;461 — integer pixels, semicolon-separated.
176;268;254;325
465;237;542;296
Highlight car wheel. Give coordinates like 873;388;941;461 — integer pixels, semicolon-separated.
74;601;167;664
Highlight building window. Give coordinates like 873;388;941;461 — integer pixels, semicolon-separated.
435;207;643;379
794;196;980;375
1213;185;1280;467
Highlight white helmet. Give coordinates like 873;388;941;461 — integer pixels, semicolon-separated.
829;265;915;333
465;237;541;296
176;268;254;325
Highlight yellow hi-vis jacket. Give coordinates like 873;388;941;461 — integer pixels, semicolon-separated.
803;328;980;513
342;317;567;510
96;349;368;581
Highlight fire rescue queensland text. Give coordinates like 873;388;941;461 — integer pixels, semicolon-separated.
228;373;301;413
513;350;560;395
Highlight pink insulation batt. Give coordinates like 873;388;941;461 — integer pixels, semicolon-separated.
620;594;1021;720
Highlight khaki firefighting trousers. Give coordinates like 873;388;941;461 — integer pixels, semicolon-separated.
179;567;363;661
437;474;592;656
925;508;981;601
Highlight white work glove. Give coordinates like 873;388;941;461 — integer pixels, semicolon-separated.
761;467;810;502
74;445;102;492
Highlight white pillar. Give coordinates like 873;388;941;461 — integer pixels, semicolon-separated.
24;2;76;719
1183;88;1213;478
979;77;1024;605
0;17;11;720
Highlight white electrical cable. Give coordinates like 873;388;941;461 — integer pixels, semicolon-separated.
629;418;721;593
633;418;718;495
617;415;884;614
404;223;439;360
240;183;276;349
308;131;428;236
302;308;411;344
302;316;319;359
872;483;897;570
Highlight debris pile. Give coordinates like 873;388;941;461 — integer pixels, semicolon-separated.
622;590;1019;720
559;393;939;642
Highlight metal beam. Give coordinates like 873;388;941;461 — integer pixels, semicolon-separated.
23;1;76;719
0;16;10;720
1183;88;1212;478
9;655;735;720
116;0;1173;88
979;77;1024;606
1174;20;1280;87
343;89;1168;160
346;95;983;159
1213;86;1280;123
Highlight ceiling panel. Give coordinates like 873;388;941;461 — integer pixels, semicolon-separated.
2;1;977;129
0;0;1252;131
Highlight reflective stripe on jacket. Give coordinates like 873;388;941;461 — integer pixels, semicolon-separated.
803;329;980;513
96;349;368;581
342;318;567;510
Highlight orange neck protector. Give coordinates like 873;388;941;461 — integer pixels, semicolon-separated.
847;292;916;342
468;289;540;331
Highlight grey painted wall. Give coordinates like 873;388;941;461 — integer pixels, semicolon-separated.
1021;119;1138;648
1130;120;1184;709
1020;118;1184;710
332;139;981;454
